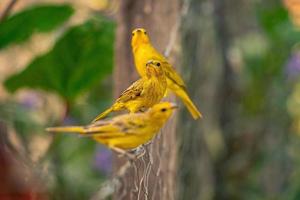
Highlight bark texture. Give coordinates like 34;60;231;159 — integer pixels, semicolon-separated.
113;0;180;199
177;0;221;199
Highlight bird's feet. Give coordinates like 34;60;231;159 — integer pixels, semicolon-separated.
111;147;138;161
129;146;146;159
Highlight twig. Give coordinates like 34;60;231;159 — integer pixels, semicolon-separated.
144;156;152;199
91;160;132;200
0;0;18;22
132;160;139;195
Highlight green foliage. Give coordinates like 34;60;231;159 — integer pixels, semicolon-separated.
48;135;103;200
257;3;300;45
258;5;289;38
4;19;115;102
0;4;74;50
242;1;300;114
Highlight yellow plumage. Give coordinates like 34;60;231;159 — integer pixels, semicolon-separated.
131;28;202;119
92;60;167;122
46;102;177;151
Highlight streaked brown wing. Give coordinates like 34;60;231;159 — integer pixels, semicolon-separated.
116;79;144;103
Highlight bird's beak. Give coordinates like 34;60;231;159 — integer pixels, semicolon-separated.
146;60;153;67
170;103;178;109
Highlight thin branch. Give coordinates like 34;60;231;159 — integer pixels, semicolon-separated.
91;160;132;200
0;0;18;22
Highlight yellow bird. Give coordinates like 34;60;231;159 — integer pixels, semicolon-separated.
131;28;202;119
92;60;167;122
46;102;177;156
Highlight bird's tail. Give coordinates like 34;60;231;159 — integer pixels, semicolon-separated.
92;107;113;123
172;87;202;119
46;126;85;134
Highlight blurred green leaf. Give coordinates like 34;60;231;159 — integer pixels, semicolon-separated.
257;2;300;44
240;2;293;115
257;5;288;37
0;4;74;50
4;19;115;102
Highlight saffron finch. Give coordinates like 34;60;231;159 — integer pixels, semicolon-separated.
46;102;177;155
131;28;202;119
92;60;167;122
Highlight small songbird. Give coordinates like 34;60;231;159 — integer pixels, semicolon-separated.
46;102;177;156
131;28;202;119
92;60;167;122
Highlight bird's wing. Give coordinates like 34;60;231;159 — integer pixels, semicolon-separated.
84;120;121;134
79;120;125;138
148;47;187;89
85;115;147;137
116;115;147;134
116;79;144;103
162;61;187;90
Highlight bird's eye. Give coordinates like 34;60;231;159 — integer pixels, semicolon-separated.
156;63;161;67
132;33;135;36
161;108;167;112
144;31;147;35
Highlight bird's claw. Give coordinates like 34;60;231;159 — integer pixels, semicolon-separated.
117;151;137;161
129;146;146;159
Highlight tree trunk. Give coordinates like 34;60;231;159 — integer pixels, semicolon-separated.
113;0;180;199
177;0;221;199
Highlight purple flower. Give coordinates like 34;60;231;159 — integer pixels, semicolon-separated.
19;92;41;109
63;116;77;125
93;146;112;175
286;51;300;80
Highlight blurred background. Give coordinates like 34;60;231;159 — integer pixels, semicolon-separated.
1;0;300;199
